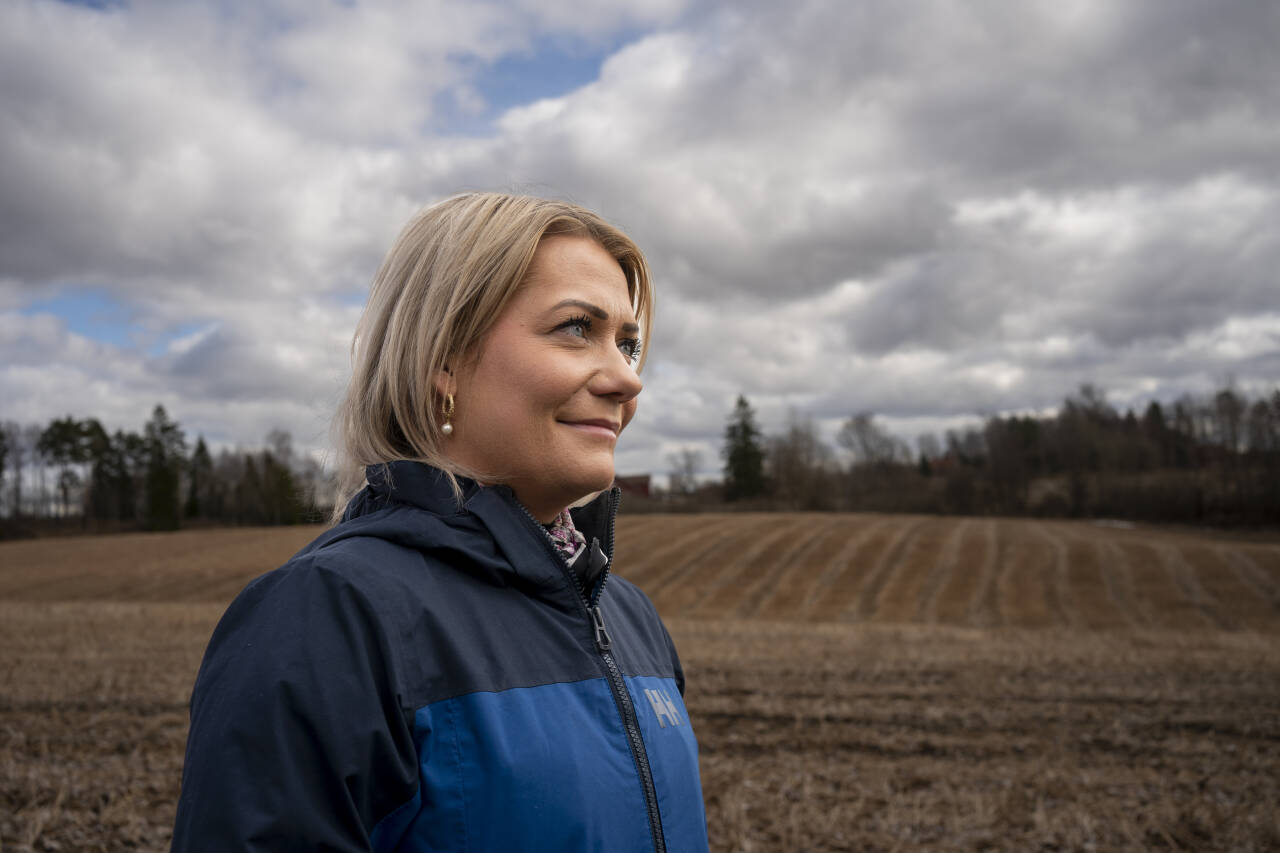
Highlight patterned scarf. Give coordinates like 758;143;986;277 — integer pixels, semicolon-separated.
544;508;587;564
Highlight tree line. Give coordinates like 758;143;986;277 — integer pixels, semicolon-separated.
0;406;330;538
6;383;1277;537
667;384;1280;526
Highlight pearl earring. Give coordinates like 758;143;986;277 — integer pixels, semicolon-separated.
442;393;455;436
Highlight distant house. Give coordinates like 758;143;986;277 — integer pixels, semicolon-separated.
613;474;651;498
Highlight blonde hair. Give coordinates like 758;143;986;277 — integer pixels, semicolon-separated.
330;192;654;521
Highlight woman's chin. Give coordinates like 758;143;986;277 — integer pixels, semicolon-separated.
565;466;617;501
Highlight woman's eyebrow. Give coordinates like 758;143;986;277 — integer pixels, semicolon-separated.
549;298;640;335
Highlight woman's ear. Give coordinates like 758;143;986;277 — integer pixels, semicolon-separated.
432;365;455;399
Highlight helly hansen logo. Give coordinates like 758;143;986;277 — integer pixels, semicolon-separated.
644;688;682;728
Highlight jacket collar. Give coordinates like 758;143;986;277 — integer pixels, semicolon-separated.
356;461;481;516
348;460;618;591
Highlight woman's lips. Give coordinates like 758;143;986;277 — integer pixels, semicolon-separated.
560;420;619;440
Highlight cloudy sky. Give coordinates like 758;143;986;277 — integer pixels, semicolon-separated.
2;0;1278;482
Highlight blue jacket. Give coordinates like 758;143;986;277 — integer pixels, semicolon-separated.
172;461;708;852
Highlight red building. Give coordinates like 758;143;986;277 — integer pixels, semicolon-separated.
613;474;651;498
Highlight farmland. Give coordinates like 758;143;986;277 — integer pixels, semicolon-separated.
2;514;1279;851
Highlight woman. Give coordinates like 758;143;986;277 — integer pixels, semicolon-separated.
171;193;709;851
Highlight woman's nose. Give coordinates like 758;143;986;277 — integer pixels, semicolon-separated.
593;346;643;401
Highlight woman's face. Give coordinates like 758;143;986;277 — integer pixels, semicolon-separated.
444;235;644;522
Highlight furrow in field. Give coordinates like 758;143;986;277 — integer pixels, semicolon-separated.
0;527;319;604
915;519;969;624
691;517;828;620
3;562;252;604
116;568;237;604
1217;547;1280;609
0;566;96;600
733;517;849;619
996;522;1057;629
966;519;1004;629
611;515;665;558
759;516;887;621
807;518;917;624
1097;537;1147;629
801;519;903;623
874;517;960;625
931;520;993;627
618;514;665;537
0;537;130;598
1236;545;1280;594
637;516;755;602
846;516;929;623
1117;540;1199;631
614;515;721;586
1029;522;1080;629
1154;543;1232;630
657;519;807;618
1181;546;1273;632
1058;529;1131;631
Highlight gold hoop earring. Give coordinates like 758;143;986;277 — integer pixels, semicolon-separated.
441;393;455;436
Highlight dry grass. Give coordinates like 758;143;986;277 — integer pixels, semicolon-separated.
677;620;1280;852
2;517;1279;851
0;526;322;603
0;602;219;852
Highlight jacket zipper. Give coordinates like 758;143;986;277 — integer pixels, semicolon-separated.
512;494;667;853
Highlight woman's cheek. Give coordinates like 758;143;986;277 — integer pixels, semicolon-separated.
620;399;638;432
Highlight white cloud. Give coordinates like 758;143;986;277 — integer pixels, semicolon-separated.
1;0;1277;479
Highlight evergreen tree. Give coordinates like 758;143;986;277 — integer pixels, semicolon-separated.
37;416;90;519
260;450;303;525
186;437;214;519
1142;401;1172;466
80;418;113;521
115;429;146;522
3;421;28;518
143;405;186;530
917;454;932;478
239;453;264;524
722;395;766;501
0;428;7;507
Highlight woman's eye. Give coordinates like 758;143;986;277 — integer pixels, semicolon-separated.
557;315;592;338
618;339;642;363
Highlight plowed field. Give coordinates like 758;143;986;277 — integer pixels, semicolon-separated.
2;514;1278;851
614;514;1280;632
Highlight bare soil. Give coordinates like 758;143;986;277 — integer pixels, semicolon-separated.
2;517;1278;852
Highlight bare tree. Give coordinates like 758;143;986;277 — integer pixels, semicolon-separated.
294;453;334;519
1214;387;1246;453
837;413;909;467
666;448;702;499
25;424;47;518
1247;398;1278;453
769;411;835;509
38;416;91;519
266;428;295;468
0;422;21;518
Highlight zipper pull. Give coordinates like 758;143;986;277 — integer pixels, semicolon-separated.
590;604;613;652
